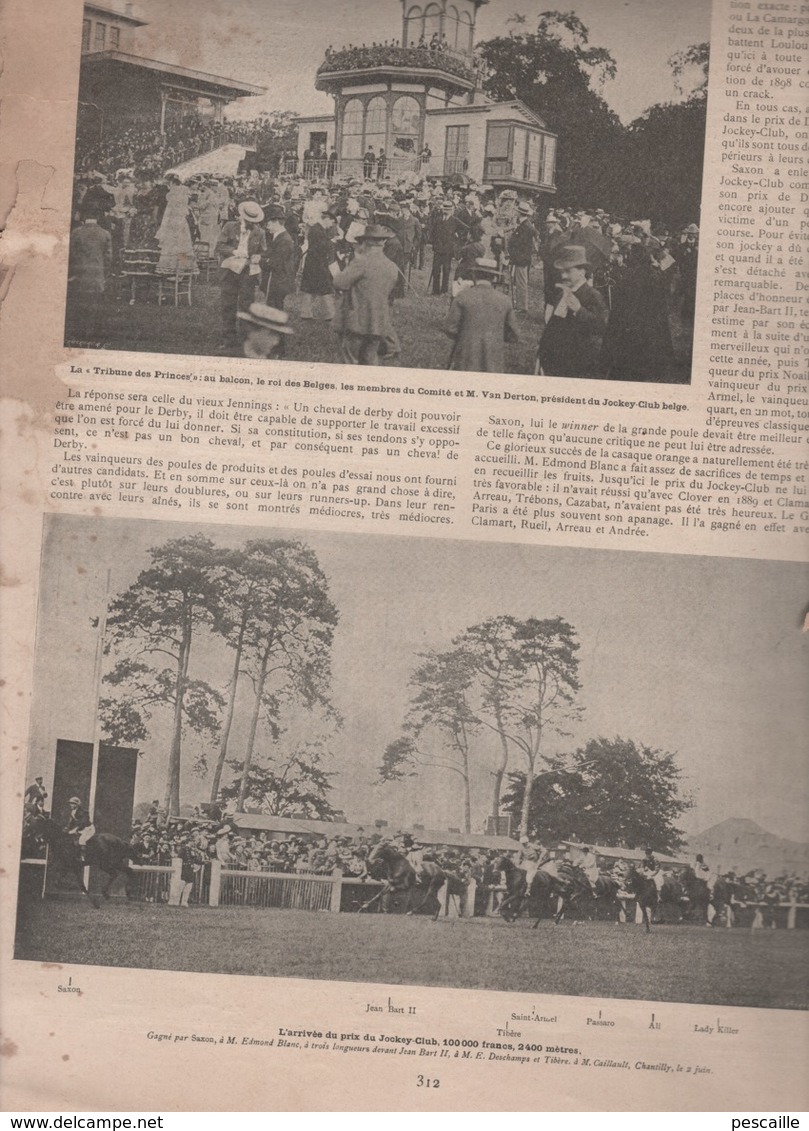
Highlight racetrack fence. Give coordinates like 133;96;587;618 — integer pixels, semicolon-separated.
17;858;809;925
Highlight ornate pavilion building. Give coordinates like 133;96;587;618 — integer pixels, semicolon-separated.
292;0;558;195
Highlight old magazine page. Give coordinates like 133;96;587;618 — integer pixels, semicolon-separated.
1;0;807;1113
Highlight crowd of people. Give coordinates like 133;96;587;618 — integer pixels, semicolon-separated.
21;780;808;923
319;37;482;83
74;115;275;181
67;142;701;379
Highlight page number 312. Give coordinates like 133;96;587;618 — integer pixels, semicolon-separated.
417;1075;440;1088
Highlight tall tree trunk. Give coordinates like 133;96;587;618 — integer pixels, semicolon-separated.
458;738;472;834
210;611;248;803
164;608;192;816
519;759;536;837
490;698;510;819
237;650;269;812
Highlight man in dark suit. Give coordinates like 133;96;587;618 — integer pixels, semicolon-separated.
430;200;461;295
508;200;539;314
332;224;400;364
261;204;297;356
66;208;113;340
537;245;608;378
215;200;266;355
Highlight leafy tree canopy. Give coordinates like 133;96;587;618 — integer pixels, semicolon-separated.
503;735;693;853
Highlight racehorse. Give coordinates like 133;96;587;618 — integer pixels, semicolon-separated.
493;856;590;927
681;867;733;926
364;843;458;919
616;864;657;933
33;816;140;909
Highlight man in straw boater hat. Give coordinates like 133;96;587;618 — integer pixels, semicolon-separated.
237;302;294;360
331;223;401;365
444;257;520;373
536;244;608;379
215;199;266;354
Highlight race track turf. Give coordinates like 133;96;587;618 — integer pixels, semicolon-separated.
15;897;808;1010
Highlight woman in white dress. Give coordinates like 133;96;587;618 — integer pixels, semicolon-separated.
156;175;197;275
195;178;222;253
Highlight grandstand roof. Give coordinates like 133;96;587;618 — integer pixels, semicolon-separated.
85;3;146;27
232;813;519;852
561;840;690;867
80;51;266;98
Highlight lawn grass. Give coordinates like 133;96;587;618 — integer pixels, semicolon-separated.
15;897;807;1009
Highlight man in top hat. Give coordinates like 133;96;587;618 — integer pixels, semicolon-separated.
331;223;400;365
216;200;267;354
537;244;608;379
507;200;539;314
261;203;297;326
430;200;462;295
444;257;519;373
238;302;294;359
398;199;422;280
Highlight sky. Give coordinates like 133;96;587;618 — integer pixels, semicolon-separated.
125;0;712;125
27;514;809;845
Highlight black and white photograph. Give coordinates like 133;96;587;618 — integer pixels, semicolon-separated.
66;0;708;381
15;514;809;1009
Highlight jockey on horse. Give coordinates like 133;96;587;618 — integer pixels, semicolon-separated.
65;795;97;862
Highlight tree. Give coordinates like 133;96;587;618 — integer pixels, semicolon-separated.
101;535;224;816
616;44;709;227
669;42;710;101
234;541;338;812
503;736;694;852
221;742;337;819
253;110;299;174
452;616;581;829
477;12;623;206
378;649;479;833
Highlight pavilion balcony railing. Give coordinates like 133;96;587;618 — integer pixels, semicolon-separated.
443;157;470;176
317;44;477;86
283;155;424;181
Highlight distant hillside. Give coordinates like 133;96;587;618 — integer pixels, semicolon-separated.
688;818;809;876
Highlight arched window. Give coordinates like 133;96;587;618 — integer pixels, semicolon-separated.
459;10;473;52
446;4;459;48
423;2;441;41
391;95;421;159
364;96;388;155
341;98;364;160
405;4;423;46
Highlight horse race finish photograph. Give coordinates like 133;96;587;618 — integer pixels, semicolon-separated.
14;514;809;1011
65;0;709;381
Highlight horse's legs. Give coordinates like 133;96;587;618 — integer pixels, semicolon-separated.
74;863;100;909
431;880;444;921
100;868;117;900
122;865;138;900
553;893;565;924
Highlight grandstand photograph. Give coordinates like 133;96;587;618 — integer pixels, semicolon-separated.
65;0;709;381
14;514;809;1009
